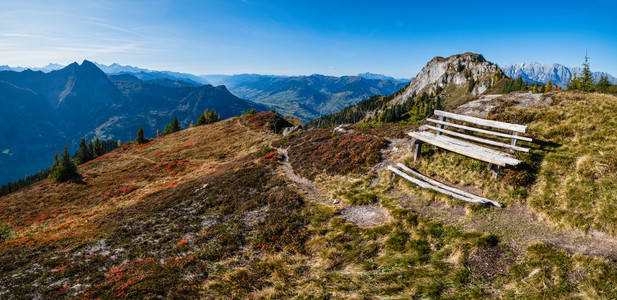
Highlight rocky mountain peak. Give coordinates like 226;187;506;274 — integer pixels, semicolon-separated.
391;52;501;106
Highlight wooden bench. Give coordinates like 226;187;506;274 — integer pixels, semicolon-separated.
408;110;532;178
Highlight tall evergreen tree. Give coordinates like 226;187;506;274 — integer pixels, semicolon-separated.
76;138;93;164
196;110;207;126
94;138;106;157
206;109;220;124
546;80;553;92
581;52;595;92
49;146;79;182
136;125;147;144
161;116;181;135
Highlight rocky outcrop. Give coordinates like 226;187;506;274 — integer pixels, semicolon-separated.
391;53;502;106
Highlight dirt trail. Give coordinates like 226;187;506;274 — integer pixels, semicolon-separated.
277;147;390;227
277;148;325;204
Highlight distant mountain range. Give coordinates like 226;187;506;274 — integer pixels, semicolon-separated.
2;63;408;121
0;61;264;184
356;72;411;83
200;74;407;121
501;62;617;87
0;63;65;73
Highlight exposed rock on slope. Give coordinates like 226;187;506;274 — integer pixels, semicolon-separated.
391;52;502;107
452;92;553;118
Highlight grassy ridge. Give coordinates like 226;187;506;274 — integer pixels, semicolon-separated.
1;99;617;298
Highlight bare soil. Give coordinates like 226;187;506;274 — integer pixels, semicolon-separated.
339;205;390;227
467;246;517;278
277;147;325;204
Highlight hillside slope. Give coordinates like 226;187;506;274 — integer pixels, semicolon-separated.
2;99;617;298
0;62;264;184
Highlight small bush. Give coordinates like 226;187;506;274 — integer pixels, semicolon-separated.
261;145;274;154
0;224;10;243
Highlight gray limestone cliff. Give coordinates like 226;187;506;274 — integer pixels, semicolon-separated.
391;53;502;107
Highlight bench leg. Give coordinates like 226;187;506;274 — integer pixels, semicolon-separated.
486;163;501;179
491;165;501;179
413;141;423;161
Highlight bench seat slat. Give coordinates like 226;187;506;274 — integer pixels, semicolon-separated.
434;110;528;133
408;131;521;167
426;119;533;142
424;125;530;152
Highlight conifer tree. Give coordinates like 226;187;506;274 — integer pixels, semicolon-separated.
94;138;106;157
581;52;595;92
532;83;538;93
136;125;146;144
196;110;207;126
467;78;476;93
49;146;79;182
51;152;59;172
88;140;94;157
161;116;181;135
76;138;92;164
546;80;553;92
596;75;610;93
206;109;220;124
567;74;582;91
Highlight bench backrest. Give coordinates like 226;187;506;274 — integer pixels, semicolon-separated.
425;110;531;152
434;110;527;133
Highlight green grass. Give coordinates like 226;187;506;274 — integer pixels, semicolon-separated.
398;92;617;234
512;92;617;234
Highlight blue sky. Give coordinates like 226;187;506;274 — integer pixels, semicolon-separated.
1;0;616;78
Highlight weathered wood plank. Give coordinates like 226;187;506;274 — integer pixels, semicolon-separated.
426;119;533;142
424;125;530;152
388;166;502;207
434;110;528;133
395;163;503;207
412;131;519;160
408;131;521;167
388;166;484;204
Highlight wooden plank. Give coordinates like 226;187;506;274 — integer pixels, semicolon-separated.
424;125;530;152
409;131;521;166
408;131;521;167
396;163;503;207
434;110;528;133
426;119;533;142
388;166;485;204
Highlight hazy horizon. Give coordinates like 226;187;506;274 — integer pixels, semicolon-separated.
1;0;616;78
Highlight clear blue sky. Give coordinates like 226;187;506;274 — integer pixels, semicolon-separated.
1;0;616;78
